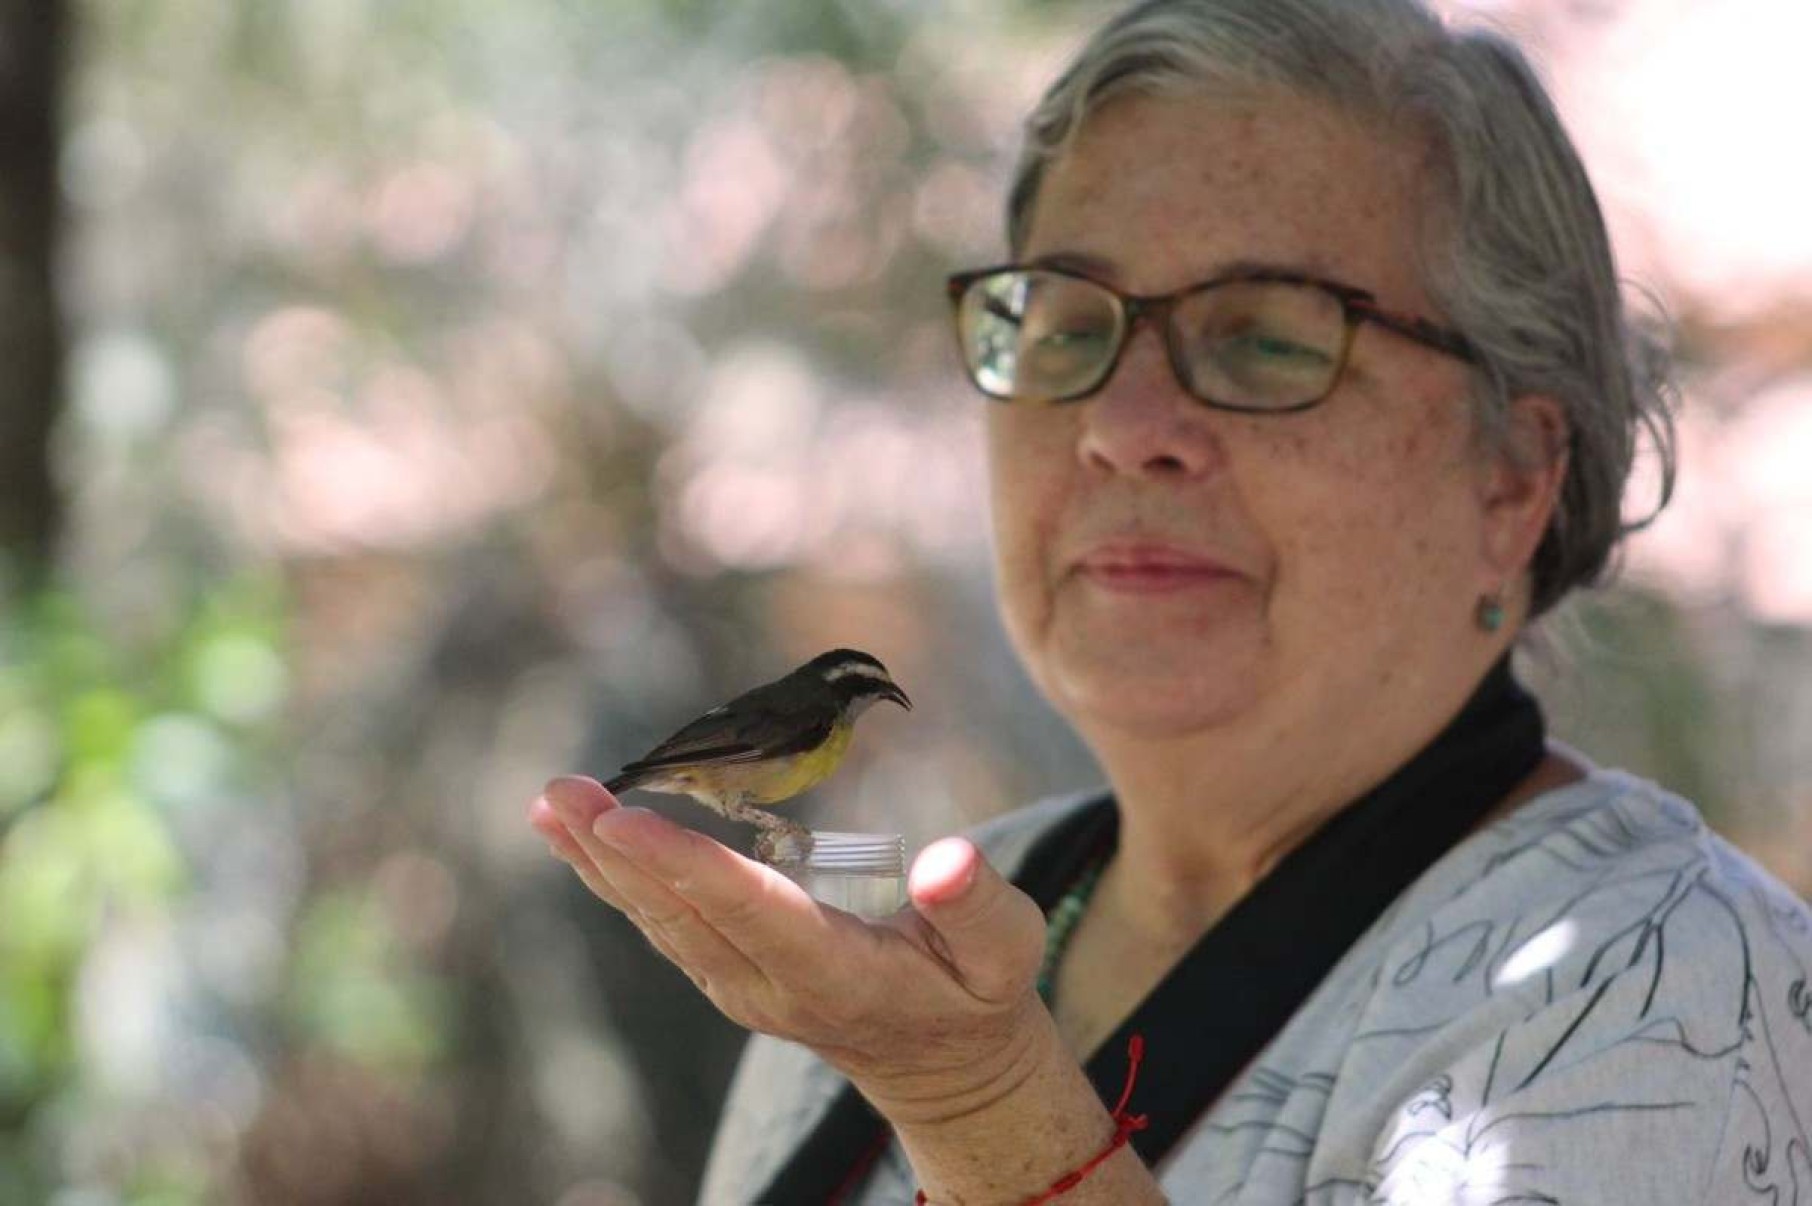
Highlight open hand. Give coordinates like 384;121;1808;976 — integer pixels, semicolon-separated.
527;776;1053;1122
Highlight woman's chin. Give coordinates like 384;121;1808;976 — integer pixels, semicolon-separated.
1043;647;1265;740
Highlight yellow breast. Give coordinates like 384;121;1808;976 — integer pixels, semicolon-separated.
737;720;854;804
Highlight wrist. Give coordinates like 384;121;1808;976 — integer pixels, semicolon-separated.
871;1019;1162;1205
853;999;1063;1128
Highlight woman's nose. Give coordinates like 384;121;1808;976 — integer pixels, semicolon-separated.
1076;325;1223;478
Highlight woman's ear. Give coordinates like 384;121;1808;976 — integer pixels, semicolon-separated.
1478;393;1570;581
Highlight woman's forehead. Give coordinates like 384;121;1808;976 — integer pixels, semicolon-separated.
1024;91;1434;300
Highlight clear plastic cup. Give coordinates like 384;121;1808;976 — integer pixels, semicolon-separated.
783;831;907;919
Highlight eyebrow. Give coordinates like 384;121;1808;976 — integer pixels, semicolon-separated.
1026;249;1346;290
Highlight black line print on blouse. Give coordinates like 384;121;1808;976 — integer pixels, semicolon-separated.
1275;797;1808;1204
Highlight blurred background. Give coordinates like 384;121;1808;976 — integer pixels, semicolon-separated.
0;0;1807;1202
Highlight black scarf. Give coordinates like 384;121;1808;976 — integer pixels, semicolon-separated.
759;656;1545;1201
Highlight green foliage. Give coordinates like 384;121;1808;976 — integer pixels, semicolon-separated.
0;575;288;1185
289;887;452;1075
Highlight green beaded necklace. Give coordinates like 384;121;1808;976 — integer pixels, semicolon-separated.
1036;853;1109;1002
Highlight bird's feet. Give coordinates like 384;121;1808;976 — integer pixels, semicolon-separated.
744;812;814;866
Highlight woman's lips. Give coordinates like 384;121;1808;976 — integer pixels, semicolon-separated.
1074;544;1239;595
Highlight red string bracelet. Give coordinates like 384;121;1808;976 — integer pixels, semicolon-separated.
913;1033;1149;1206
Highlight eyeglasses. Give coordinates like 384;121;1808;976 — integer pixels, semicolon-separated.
946;264;1478;414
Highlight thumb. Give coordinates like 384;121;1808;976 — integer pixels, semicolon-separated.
908;838;1046;1002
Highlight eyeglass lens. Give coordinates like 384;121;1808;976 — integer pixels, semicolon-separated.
956;270;1348;410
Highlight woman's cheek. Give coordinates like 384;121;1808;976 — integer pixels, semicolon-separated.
987;452;1064;651
991;490;1050;632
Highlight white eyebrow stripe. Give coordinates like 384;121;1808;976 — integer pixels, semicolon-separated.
824;662;889;683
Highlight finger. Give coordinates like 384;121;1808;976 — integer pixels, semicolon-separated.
528;790;703;977
525;789;717;982
616;863;755;985
552;805;778;989
529;795;629;907
538;781;815;1005
591;806;843;968
528;791;594;860
908;838;1045;1003
531;786;695;924
543;774;619;829
537;775;657;903
540;784;689;913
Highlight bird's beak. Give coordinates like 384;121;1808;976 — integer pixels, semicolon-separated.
884;682;912;711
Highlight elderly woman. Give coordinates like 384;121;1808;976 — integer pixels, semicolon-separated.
531;0;1812;1201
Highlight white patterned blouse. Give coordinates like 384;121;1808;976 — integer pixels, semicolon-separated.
700;760;1812;1206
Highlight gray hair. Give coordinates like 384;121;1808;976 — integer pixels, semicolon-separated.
1005;0;1677;619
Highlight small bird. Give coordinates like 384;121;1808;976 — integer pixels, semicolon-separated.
603;648;911;863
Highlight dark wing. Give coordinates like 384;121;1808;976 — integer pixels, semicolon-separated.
612;680;835;778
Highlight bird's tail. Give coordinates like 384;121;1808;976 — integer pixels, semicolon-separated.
603;771;640;797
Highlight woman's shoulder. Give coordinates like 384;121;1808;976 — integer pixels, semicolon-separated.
1272;760;1812;1205
1360;758;1812;1053
1173;761;1810;1204
1453;759;1808;932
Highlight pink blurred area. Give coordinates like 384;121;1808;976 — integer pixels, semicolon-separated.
1440;0;1812;623
58;0;1812;913
80;0;1803;618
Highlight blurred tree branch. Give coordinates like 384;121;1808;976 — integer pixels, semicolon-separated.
0;0;67;585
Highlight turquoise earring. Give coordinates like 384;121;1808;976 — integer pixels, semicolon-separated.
1475;593;1506;633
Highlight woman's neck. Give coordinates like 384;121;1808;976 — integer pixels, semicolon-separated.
1051;744;1587;1060
1081;720;1415;935
1070;654;1571;942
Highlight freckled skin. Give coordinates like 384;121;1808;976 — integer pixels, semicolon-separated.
988;91;1497;749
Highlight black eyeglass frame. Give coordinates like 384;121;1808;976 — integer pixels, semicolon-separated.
945;263;1481;414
